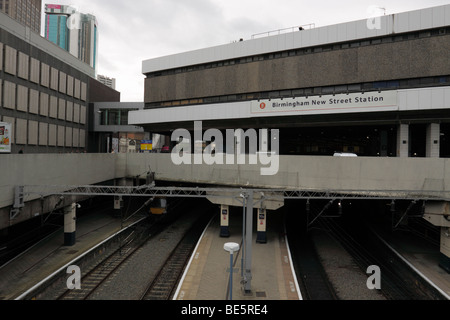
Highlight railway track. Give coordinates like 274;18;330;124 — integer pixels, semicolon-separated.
286;199;447;300
285;204;338;300
289;233;338;300
319;216;446;300
50;200;214;300
140;210;213;300
58;221;152;300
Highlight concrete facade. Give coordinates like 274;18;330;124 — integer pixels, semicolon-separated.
145;35;450;105
135;5;450;160
0;0;41;34
0;12;91;154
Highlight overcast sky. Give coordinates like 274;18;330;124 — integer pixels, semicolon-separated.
41;0;450;102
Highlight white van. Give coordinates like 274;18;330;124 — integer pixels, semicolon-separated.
333;152;358;157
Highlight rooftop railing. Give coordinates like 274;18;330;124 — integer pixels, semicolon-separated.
251;23;316;39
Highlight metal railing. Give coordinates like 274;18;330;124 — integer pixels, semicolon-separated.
251;23;315;39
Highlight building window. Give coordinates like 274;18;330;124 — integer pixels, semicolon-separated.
100;109;137;126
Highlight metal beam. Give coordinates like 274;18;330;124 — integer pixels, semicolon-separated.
17;185;450;201
11;184;450;221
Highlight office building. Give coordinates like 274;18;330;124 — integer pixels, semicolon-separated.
97;75;116;90
0;0;41;33
45;4;98;72
0;11;118;154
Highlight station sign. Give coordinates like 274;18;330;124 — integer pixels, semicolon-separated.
0;122;11;154
251;91;398;116
141;140;153;151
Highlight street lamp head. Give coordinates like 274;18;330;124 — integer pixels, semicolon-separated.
224;242;240;253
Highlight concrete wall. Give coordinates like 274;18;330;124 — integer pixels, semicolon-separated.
2;153;449;208
0;154;117;207
0;154;118;228
2;153;449;229
119;153;450;195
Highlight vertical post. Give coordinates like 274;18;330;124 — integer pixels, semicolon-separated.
397;124;409;157
244;190;254;293
423;202;450;273
224;242;239;300
306;199;311;231
380;130;388;157
229;251;234;300
64;203;77;246
241;194;247;278
220;205;230;237
440;227;450;273
426;123;440;158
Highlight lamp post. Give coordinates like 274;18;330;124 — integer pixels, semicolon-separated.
224;242;240;300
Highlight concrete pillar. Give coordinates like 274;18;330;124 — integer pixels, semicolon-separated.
424;202;450;273
426;123;440;158
380;130;388;157
220;205;230;237
440;227;450;273
256;208;267;243
114;196;123;210
397;124;409;157
64;203;77;246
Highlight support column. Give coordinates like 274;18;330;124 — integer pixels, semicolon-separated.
397;124;409;157
243;191;254;293
380;130;388;157
424;202;450;273
440;227;450;273
64;203;77;247
114;196;123;210
426;123;440;158
220;205;230;237
256;208;267;244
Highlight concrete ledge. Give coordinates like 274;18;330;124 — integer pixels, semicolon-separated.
0;154;118;209
2;153;450;230
120;153;450;194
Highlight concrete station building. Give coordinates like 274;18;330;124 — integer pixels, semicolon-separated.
132;5;450;159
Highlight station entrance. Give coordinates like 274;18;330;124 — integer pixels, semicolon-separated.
279;125;397;157
163;122;449;158
278;122;450;158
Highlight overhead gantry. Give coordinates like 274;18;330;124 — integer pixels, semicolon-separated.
9;182;450;293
